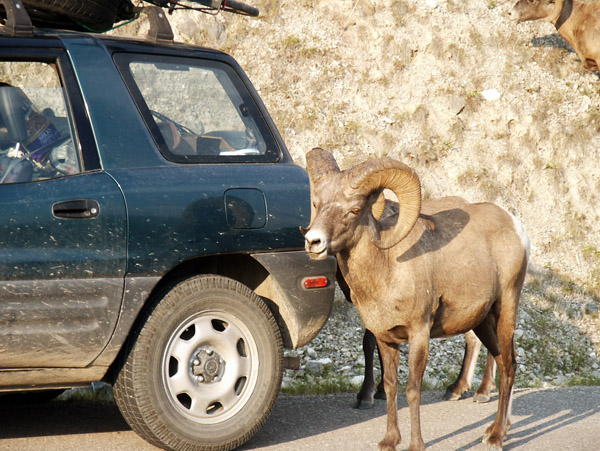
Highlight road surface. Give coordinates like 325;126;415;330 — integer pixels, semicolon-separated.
0;387;598;450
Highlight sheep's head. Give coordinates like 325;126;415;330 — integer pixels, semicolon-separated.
301;148;421;260
510;0;562;23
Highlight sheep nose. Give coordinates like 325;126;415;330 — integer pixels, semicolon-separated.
508;7;520;22
304;229;327;256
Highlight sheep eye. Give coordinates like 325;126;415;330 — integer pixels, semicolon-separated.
351;208;360;215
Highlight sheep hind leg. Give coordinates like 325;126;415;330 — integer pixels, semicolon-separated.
443;330;482;401
375;342;386;400
354;329;382;409
473;351;497;403
473;313;515;450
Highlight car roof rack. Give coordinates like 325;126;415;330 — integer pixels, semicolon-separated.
0;0;33;37
136;5;174;44
0;0;173;44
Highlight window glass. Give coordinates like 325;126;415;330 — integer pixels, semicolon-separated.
116;54;280;163
0;61;81;184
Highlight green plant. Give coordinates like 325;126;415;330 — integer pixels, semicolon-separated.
566;375;600;386
345;120;361;133
282;376;359;395
583;245;600;261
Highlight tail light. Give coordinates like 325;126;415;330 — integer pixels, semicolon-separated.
302;276;329;289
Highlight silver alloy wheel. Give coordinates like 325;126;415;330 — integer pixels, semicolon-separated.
162;310;260;424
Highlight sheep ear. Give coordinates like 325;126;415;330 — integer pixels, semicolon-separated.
305;147;341;184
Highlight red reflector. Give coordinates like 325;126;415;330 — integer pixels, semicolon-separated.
302;277;329;289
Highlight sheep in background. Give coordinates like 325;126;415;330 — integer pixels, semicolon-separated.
510;0;600;72
302;148;529;450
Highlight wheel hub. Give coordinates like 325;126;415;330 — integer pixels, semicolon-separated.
191;348;224;383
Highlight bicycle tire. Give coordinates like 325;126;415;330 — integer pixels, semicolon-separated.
11;0;135;31
223;0;259;17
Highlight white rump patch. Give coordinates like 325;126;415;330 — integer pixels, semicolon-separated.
508;211;530;259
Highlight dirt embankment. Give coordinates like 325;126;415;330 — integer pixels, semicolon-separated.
116;0;600;387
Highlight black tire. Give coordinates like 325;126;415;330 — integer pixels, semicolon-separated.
113;275;283;451
223;0;259;17
15;0;135;31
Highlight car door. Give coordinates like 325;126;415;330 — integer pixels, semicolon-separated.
0;52;127;368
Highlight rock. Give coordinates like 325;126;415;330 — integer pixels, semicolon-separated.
584;303;598;317
351;375;365;386
305;360;324;375
514;328;524;340
482;89;501;101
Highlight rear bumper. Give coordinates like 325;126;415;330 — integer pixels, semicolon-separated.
252;251;336;348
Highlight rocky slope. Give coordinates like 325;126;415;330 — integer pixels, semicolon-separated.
117;0;600;391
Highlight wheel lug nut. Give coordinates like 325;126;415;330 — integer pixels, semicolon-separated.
196;375;204;383
193;359;200;366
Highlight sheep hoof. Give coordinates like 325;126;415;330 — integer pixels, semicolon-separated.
442;390;462;401
485;444;503;451
353;398;375;409
473;393;491;403
482;431;503;450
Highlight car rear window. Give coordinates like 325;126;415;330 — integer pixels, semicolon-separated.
114;53;281;164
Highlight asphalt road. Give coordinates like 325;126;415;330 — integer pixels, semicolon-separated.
0;387;598;450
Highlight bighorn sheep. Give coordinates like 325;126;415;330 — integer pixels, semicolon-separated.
510;0;600;72
302;148;529;450
337;269;498;409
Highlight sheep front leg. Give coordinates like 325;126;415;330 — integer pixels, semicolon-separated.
406;330;429;451
376;338;401;451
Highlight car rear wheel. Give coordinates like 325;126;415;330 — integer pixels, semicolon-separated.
113;275;283;451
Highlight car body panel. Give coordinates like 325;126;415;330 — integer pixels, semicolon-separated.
0;172;126;367
108;164;311;276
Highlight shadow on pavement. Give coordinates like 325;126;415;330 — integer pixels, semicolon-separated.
0;399;130;439
243;387;600;450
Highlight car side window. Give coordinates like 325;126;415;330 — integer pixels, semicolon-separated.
0;61;82;184
114;53;281;163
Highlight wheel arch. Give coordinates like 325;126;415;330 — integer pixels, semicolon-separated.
145;253;296;349
134;251;335;352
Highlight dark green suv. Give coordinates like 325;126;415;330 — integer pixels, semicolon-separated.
0;4;336;450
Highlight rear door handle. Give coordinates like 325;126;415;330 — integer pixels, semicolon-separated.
52;199;100;219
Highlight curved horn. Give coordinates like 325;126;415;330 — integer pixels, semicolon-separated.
371;191;386;221
305;147;341;183
349;158;421;249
